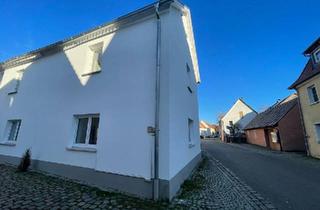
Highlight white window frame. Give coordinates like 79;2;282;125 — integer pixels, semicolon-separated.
82;42;103;76
186;63;193;93
315;123;320;144
73;114;100;147
307;85;319;105
270;131;278;143
4;120;21;142
188;118;195;148
8;70;23;95
313;48;320;63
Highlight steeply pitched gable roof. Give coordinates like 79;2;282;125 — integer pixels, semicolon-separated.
289;37;320;89
303;37;320;55
244;94;298;130
289;59;320;89
221;98;257;121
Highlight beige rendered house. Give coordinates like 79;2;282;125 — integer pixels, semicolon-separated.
289;37;320;158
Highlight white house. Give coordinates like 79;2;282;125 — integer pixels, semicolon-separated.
0;0;201;200
199;121;217;138
220;99;257;141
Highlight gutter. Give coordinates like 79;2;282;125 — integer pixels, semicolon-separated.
153;1;161;201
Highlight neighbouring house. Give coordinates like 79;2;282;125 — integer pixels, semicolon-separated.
199;121;218;138
289;37;320;158
244;94;306;152
220;98;257;141
0;0;201;200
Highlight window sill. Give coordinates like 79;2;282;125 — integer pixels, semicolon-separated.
66;145;97;153
0;141;17;146
8;91;17;95
188;143;195;148
81;70;101;77
310;101;319;106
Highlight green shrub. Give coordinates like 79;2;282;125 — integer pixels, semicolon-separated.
18;149;31;172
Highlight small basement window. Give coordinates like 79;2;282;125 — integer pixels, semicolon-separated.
307;85;319;104
4;120;21;141
315;123;320;144
74;114;100;145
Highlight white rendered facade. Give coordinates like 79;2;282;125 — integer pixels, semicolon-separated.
0;0;201;199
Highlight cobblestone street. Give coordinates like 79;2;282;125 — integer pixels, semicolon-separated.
0;150;274;209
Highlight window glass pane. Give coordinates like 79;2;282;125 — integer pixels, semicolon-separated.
188;119;193;143
7;120;21;141
89;117;100;145
315;51;320;61
75;118;88;144
315;124;320;144
312;87;319;102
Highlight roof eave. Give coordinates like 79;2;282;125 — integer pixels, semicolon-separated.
0;0;175;70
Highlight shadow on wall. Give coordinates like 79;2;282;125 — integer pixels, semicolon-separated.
0;30;120;161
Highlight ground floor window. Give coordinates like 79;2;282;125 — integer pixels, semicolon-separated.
74;114;100;145
270;131;278;143
188;118;194;144
315;123;320;144
5;120;21;141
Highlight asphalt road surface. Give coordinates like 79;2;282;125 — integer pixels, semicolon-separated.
202;139;320;210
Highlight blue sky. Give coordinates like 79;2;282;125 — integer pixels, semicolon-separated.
1;0;320;123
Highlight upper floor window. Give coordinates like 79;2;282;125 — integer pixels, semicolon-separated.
5;120;21;142
0;71;4;85
82;42;103;76
239;111;244;119
307;85;319;104
8;71;23;95
74;114;100;145
313;48;320;64
186;63;193;93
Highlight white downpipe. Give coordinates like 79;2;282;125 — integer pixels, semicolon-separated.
153;1;161;201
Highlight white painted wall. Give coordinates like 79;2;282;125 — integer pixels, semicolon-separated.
221;100;257;135
161;7;201;180
0;16;157;180
0;3;201;183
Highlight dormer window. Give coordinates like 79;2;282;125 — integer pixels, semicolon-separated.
313;48;320;64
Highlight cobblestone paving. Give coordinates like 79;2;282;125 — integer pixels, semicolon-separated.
171;152;276;209
0;153;275;209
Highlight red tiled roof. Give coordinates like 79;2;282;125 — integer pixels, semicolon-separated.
289;59;320;89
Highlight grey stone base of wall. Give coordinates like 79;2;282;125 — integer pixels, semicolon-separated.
0;152;202;200
159;153;202;200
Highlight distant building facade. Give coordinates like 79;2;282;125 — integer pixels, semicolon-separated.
199;121;218;138
244;94;306;152
220;99;257;141
289;37;320;158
